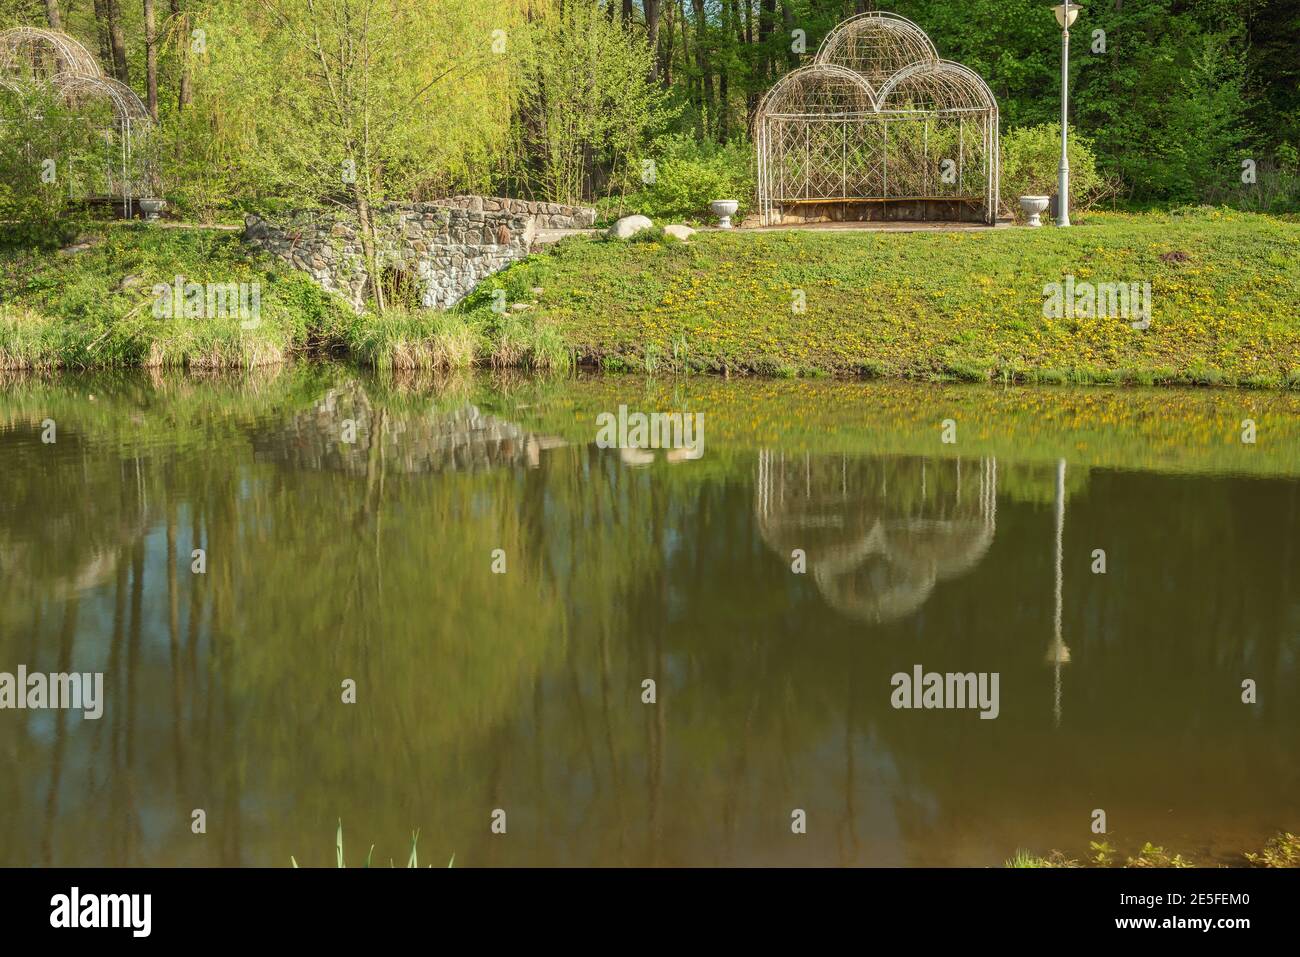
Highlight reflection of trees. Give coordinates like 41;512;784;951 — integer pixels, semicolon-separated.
2;372;1297;867
756;452;997;622
0;426;147;607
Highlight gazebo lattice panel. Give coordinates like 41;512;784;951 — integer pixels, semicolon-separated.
755;12;1000;225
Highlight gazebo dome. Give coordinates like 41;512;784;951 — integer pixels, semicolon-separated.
814;12;939;88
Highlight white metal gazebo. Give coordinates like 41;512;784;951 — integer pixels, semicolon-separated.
755;12;1000;226
0;26;156;216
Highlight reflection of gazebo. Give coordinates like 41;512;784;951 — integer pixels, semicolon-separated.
754;12;999;225
756;452;997;623
0;27;155;215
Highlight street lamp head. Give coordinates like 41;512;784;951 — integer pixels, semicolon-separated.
1053;2;1081;29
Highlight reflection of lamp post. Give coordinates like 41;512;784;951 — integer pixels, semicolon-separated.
1052;3;1081;227
1047;458;1070;725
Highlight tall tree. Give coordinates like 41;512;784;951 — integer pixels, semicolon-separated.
645;0;662;83
105;0;131;83
170;0;192;110
689;0;713;135
144;0;159;120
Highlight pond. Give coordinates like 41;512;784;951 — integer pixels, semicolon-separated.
1;367;1297;867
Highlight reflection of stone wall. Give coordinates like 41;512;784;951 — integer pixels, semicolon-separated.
436;195;597;230
243;202;534;311
252;387;559;475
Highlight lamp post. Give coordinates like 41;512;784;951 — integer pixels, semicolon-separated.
1052;3;1081;227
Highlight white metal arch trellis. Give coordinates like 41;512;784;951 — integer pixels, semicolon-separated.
0;26;101;78
0;26;155;216
756;12;999;225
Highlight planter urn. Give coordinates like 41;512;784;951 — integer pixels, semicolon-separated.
139;198;166;222
1018;195;1050;227
709;200;739;229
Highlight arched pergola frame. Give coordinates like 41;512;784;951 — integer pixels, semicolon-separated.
0;26;156;216
755;12;999;226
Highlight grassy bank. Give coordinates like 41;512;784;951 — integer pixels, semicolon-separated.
476;208;1300;388
4;210;1299;387
1007;832;1300;868
0;226;348;369
0;225;566;372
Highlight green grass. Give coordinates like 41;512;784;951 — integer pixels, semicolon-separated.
1007;833;1300;868
495;208;1300;389
5;210;1299;387
289;820;454;868
0;224;345;370
0;224;569;372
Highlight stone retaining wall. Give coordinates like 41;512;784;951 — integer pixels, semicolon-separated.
243;202;535;311
436;195;597;230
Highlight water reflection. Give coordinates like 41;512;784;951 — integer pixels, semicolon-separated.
252;383;567;474
757;452;998;623
0;370;1296;867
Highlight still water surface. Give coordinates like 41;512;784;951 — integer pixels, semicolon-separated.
1;368;1297;866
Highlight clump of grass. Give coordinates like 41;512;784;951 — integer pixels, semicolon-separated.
346;307;483;371
1245;832;1300;867
487;310;572;372
1008;833;1300;868
1126;842;1195;868
611;225;679;245
943;361;991;383
0;306;65;370
1006;849;1080;868
1183;363;1225;387
0;224;344;369
290;820;454;868
145;316;293;370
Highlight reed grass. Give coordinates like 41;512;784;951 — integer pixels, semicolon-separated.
290;821;455;868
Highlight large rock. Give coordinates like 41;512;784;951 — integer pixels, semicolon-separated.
607;215;654;240
663;224;696;242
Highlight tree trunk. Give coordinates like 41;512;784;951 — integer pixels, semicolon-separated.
105;0;130;84
780;0;795;70
170;0;192;110
719;2;730;141
661;2;675;86
690;0;713;137
354;186;386;313
144;0;159;121
742;0;758;124
678;0;691;105
92;0;113;71
758;0;774;87
44;0;63;30
645;0;662;84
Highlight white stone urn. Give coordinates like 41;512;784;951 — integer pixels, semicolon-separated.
1018;195;1049;227
709;199;739;229
139;197;166;222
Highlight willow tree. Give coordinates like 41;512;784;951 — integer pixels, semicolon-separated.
204;0;523;308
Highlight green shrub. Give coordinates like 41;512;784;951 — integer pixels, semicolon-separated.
0;89;90;249
1202;147;1300;214
1001;124;1107;218
633;133;755;222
